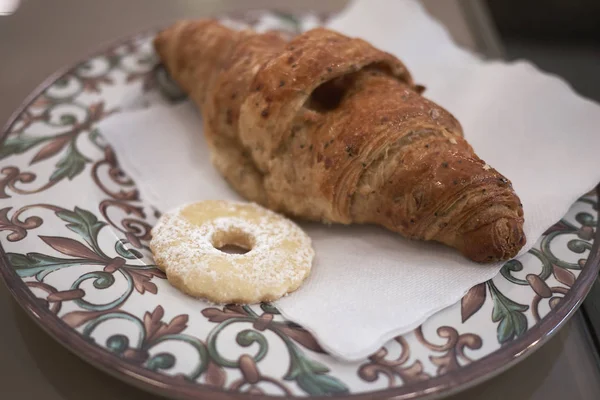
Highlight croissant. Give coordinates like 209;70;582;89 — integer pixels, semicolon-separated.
153;20;526;263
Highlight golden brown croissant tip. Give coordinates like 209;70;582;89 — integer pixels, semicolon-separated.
461;217;526;263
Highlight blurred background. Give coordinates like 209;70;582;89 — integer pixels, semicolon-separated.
487;0;600;102
1;1;600;399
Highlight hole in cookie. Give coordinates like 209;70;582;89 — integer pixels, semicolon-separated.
211;227;254;255
217;244;250;255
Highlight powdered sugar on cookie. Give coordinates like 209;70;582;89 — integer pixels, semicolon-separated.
150;200;314;304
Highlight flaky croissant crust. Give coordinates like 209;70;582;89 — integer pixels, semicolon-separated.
154;20;526;262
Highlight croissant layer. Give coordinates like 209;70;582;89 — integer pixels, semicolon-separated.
154;20;526;262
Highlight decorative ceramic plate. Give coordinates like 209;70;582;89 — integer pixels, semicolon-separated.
1;13;599;400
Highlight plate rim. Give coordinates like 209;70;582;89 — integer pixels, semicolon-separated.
1;27;599;400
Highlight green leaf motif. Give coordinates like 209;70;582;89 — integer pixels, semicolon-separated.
49;141;90;182
0;134;49;160
115;239;143;260
260;303;280;315
272;11;301;32
8;252;89;280
56;207;106;256
60;114;77;125
146;353;175;371
88;128;106;150
54;77;69;87
488;281;529;344
285;349;348;395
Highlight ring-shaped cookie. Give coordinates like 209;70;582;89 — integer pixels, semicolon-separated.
150;200;314;304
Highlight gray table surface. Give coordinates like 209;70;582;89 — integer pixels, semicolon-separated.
2;1;600;399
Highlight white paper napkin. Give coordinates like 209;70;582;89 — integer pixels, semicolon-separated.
97;0;600;361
